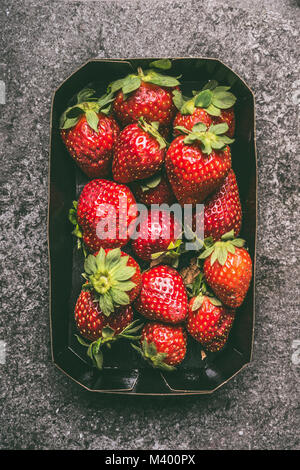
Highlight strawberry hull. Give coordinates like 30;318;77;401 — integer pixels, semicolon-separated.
49;58;256;395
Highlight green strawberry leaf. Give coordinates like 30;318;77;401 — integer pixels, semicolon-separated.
75;334;90;347
172;89;184;110
77;88;96;104
85;110;99;133
209;123;229;135
192;294;204;311
122;75;142;95
210;297;223;306
205;104;221;116
202;80;218;91
140;173;162;191
180;98;195;115
149;59;172;70
110;289;130;306
60;117;80;129
143;70;180;87
194;89;212;108
212;90;236;109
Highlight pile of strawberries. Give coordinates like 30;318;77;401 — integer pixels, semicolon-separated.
60;59;252;372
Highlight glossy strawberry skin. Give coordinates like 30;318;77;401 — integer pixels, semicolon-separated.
77;179;137;252
61;113;120;178
204;248;252;308
75;290;133;342
165;136;231;206
113;81;178;128
193;169;242;241
112;124;165;183
132;209;181;261
212;108;235;138
134;265;188;324
141;323;187;366
173;108;212;135
132;174;176;206
187;296;235;352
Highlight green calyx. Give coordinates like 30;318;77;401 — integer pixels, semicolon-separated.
140;173;162;192
174;81;236;116
68;200;87;256
138;117;166;149
198;230;245;267
108;61;180;100
151;238;184;268
186;273;222;311
174;122;234;154
76;320;143;369
82;248;137;317
59;87;115;132
132;339;176;372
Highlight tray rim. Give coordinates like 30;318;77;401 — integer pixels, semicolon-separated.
48;56;257;396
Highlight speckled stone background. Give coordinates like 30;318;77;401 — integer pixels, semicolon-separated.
0;0;299;450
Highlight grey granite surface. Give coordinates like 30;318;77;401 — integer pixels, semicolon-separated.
0;0;299;450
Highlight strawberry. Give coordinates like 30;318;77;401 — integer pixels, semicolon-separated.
173;107;212;136
132;209;182;263
60;88;120;178
108;59;180;128
75;291;134;342
70;179;138;252
193;169;242;241
131;172;176;206
112;119;166;183
75;291;142;369
187;296;235;352
212;108;235;138
199;231;252;308
134;265;188;323
186;273;235;352
133;322;187;370
166;122;233;206
81;248;142;316
173;81;236;138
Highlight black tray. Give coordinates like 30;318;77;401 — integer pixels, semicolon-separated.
48;58;257;395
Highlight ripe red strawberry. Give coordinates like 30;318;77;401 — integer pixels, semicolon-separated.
186;273;235;352
134;265;188;324
133;323;187;370
75;291;142;369
109;61;180;128
112;119;166;183
70;179;138;252
187;296;235;352
193;169;242;241
60;88;120;178
131;173;176;206
173;107;212;136
75;291;134;342
212;108;235;138
172;81;236;138
199;231;252;308
166;122;233;206
132;209;182;262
